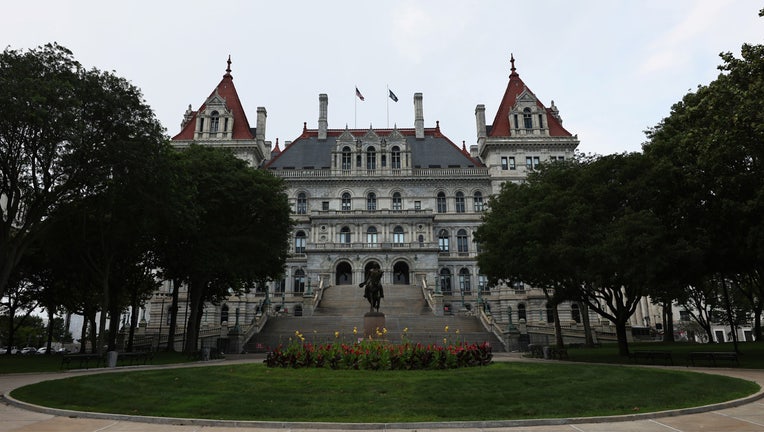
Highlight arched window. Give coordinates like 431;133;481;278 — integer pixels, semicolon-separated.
366;146;376;170
418;234;424;247
459;268;471;295
296;192;307;215
366;226;378;246
339;226;351;245
571;303;581;323
518;303;527;321
438;229;450;252
546;302;555;323
473;191;484;212
392;192;402;211
393;226;404;245
455;191;465;213
523;107;533;129
439;268;452;295
437;192;447;213
293;269;305;293
294;231;306;254
391;146;401;169
366;192;377;211
341;192;351;211
457;229;469;255
220;304;229;324
341;146;352;170
210;110;220;134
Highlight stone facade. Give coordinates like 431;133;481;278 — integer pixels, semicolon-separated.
144;56;657;349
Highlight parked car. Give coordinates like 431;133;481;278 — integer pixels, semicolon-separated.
20;346;37;355
36;347;49;355
0;347;6;354
2;347;19;355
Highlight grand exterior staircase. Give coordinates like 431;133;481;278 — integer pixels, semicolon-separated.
245;283;503;352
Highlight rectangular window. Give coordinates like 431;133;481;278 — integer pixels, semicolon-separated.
509;157;516;170
513;114;518;129
322;201;329;211
501;156;508;170
414;201;421;211
533;156;540;169
526;156;533;170
538;114;544;129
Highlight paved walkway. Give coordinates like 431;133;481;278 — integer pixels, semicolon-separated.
1;354;764;431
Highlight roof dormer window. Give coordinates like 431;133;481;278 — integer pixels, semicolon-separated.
210;111;220;136
523;108;533;129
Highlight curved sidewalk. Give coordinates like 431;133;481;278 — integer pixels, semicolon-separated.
2;354;764;432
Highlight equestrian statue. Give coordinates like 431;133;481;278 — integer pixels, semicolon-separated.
359;263;384;313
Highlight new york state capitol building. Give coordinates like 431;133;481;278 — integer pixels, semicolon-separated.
145;56;662;351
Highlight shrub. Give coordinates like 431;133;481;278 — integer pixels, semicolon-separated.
265;330;492;370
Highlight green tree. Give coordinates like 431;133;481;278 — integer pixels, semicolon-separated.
0;44;85;302
159;145;293;354
477;154;679;356
644;42;764;346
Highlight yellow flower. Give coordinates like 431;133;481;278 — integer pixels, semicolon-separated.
383;328;388;334
353;327;358;335
334;331;339;338
403;327;408;333
445;325;449;332
443;338;447;344
456;329;460;335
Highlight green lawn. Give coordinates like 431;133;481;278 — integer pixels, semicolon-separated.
10;362;759;423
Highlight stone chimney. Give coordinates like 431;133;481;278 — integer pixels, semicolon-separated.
414;93;424;139
318;94;328;141
256;107;267;144
475;104;486;140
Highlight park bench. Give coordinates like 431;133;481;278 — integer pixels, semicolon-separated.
689;351;739;367
549;347;568;360
629;350;673;365
527;344;544;358
60;353;105;370
117;351;154;366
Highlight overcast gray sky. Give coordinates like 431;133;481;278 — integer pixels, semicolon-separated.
3;1;761;155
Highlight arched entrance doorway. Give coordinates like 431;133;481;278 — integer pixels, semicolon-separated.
335;261;352;285
392;261;410;284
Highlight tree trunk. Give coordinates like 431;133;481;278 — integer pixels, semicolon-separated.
580;301;594;346
88;314;98;354
79;316;88;353
107;305;120;351
96;278;109;354
752;300;762;343
720;277;740;353
552;305;564;348
127;293;139;352
183;277;205;353
662;299;675;343
4;309;15;355
166;280;180;351
614;319;630;357
45;308;55;354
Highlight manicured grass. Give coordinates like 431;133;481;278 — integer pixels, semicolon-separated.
0;351;192;374
566;342;764;368
11;362;759;422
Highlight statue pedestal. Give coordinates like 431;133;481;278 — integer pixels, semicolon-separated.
363;312;386;339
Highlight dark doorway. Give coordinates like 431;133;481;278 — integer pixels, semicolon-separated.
392;261;410;284
335;261;352;285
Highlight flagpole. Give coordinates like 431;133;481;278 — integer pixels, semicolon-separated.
386;85;389;128
354;86;357;129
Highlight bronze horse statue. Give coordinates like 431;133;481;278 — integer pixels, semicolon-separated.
360;264;384;313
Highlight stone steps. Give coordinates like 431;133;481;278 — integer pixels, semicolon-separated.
245;284;503;352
